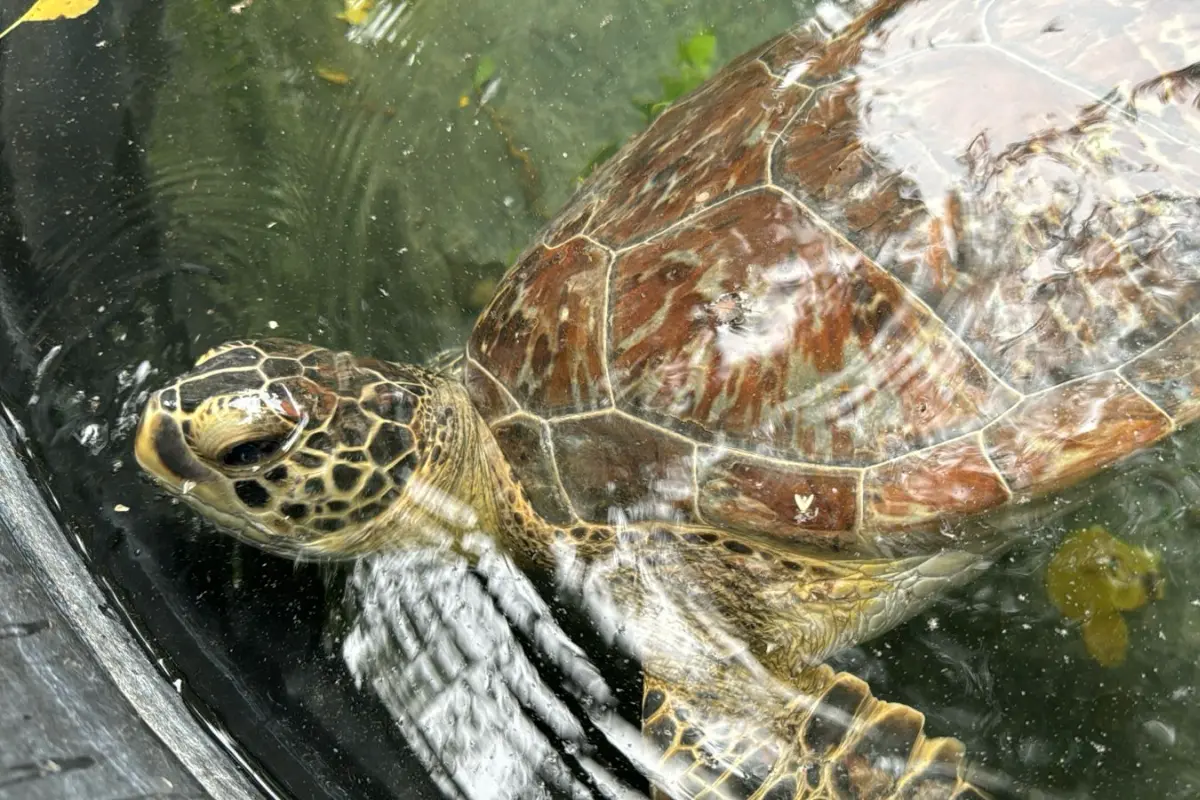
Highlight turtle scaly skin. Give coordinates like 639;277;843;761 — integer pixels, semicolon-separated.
135;0;1200;797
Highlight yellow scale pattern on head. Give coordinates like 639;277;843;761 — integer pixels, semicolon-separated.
148;341;426;556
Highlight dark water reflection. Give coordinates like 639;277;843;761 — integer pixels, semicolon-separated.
1;0;1198;798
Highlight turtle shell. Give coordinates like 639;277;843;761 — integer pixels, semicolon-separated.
465;0;1200;552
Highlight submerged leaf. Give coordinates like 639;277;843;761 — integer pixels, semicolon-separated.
1081;613;1129;668
1045;525;1164;667
473;56;496;92
576;140;620;184
594;28;720;185
680;31;717;70
316;66;352;86
632;29;719;124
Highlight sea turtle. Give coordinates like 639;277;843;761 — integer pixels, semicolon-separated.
133;0;1200;796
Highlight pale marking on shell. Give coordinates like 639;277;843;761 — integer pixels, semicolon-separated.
764;182;1026;404
975;430;1013;500
972;3;1193;149
546;408;867;543
611;186;765;256
490;409;526;429
591;62;807;254
755;57;819;89
538;413;583;523
548;407;700;448
690;441;710;527
539;60;786;252
1116;307;1200;393
530;363;1187;535
688;442;706;524
785;20;1191;152
817;41;984;88
854;469;865;531
540;202;597;249
807;31;1158;142
487;410;582;524
993;59;1192;151
1114;371;1177;431
467;355;525;413
763;82;820;185
599;236;619;411
547;232;613;256
979;0;1000;43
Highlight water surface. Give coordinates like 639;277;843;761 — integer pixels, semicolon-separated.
1;0;1198;797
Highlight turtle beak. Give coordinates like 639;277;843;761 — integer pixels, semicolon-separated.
134;392;215;489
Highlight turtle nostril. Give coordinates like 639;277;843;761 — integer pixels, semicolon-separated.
159;387;180;412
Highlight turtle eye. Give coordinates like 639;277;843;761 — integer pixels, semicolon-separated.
221;438;284;467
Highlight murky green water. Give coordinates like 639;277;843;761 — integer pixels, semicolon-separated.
4;0;1200;797
149;0;809;358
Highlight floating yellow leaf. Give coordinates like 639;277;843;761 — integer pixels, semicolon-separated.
458;95;470;108
1046;525;1164;667
336;8;367;24
0;0;98;40
335;0;373;25
316;66;351;86
19;0;95;21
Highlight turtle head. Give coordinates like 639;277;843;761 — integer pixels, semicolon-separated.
134;339;441;560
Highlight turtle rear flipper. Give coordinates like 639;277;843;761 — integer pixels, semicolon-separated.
642;661;989;800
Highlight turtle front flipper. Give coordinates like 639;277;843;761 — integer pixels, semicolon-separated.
641;658;988;800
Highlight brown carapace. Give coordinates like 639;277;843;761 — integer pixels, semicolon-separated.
470;0;1200;556
135;0;1200;798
